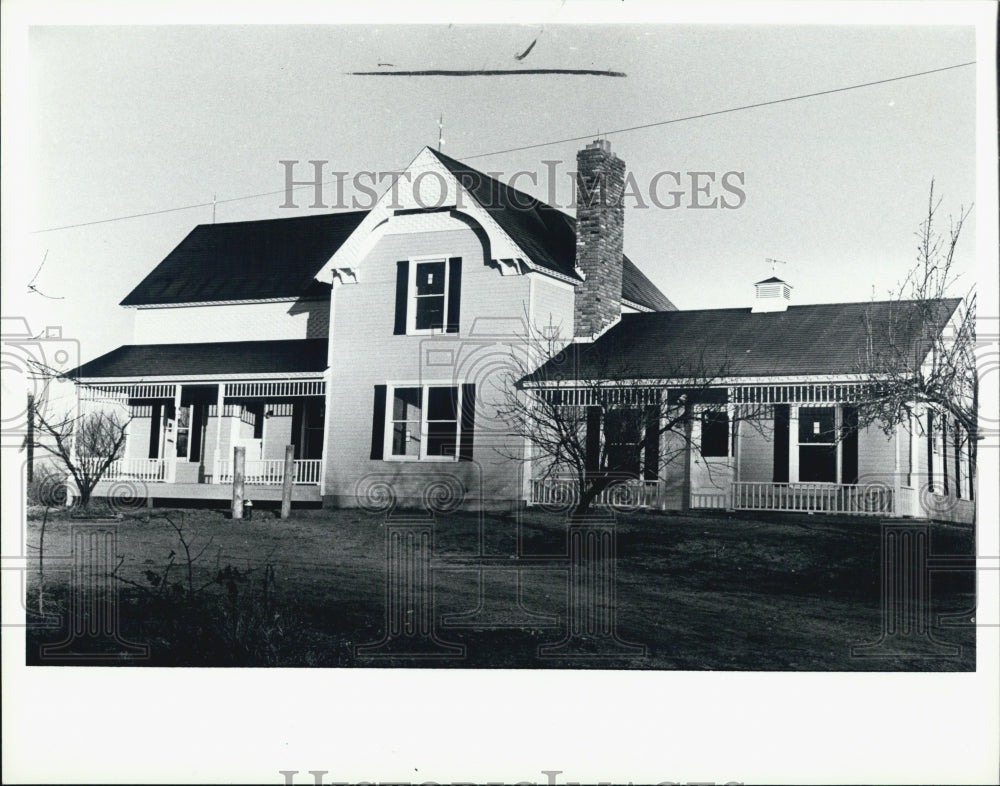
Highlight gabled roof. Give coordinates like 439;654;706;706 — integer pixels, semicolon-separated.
70;339;328;379
431;148;675;312
526;298;961;382
755;276;788;285
118;151;674;312
120;212;367;306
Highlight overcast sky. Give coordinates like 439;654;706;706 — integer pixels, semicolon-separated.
6;20;982;366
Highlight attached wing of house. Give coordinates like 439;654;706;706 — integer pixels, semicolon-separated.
523;294;973;523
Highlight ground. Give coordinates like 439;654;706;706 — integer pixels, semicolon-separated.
23;504;976;669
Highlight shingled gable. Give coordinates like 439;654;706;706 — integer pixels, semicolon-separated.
117;151;672;313
525;298;962;383
429;148;676;312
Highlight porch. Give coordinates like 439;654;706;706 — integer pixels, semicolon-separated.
527;478;975;524
81;378;327;502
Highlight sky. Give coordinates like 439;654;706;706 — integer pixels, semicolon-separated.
6;19;983;369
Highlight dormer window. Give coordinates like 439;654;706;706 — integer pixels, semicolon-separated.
393;256;463;335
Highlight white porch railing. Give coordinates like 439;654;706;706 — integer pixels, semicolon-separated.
529;478;660;510
732;482;894;515
104;458;170;483
216;459;322;485
690;489;729;509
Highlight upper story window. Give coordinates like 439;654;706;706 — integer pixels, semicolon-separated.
394;256;463;335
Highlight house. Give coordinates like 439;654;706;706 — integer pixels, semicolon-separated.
69;140;975;522
70;140;672;506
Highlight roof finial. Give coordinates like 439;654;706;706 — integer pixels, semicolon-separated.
437;113;444;152
212;193;217;224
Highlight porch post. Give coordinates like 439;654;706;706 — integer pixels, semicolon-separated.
892;422;903;517
730;400;740;510
788;404;799;483
168;385;181;482
213;383;224;483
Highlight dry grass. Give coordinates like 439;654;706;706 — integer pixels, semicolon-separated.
24;505;976;669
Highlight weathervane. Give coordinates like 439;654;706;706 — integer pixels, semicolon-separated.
765;257;788;274
437;113;444;152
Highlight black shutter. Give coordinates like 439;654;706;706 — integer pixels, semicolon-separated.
941;416;949;495
149;402;161;459
643;405;660;481
954;425;962;499
841;405;859;484
585;406;602;475
446;257;462;334
927;411;935;491
370;385;387;459
773;404;790;482
393;260;409;335
459;383;476;461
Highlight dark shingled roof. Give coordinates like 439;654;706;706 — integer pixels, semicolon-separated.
526;298;961;382
119;150;673;312
70;339;328;379
120;211;367;306
430;149;676;312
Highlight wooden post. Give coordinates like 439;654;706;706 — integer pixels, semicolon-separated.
681;403;693;512
232;445;245;519
280;444;295;519
26;393;34;483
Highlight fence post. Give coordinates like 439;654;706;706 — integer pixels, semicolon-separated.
232;446;245;520
280;444;295;519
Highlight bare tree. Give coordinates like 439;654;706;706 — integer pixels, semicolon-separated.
32;403;132;510
497;322;764;516
857;181;976;480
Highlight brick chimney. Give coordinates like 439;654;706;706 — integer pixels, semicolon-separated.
574;139;625;338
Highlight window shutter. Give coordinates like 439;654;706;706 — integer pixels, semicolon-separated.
149;402;161;459
643;405;660;481
370;385;387;460
773;404;790;482
941;416;949;495
585;406;602;474
841;405;859;484
459;383;476;461
926;411;935;491
393;260;409;335
446;257;462;334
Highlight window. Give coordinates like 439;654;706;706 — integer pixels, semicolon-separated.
798;406;837;483
701;410;729;458
387;384;461;460
413;260;446;331
394;257;463;335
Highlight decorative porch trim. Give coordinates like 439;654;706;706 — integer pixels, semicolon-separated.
79;383;177;401
539;387;663;407
223;380;325;398
731;382;871;404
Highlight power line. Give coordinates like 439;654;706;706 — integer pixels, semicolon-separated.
31;60;974;234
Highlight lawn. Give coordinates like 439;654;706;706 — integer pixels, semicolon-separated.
23;504;976;669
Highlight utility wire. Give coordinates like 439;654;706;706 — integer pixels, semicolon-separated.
32;60;975;234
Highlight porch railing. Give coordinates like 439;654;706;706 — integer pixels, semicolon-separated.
732;482;894;515
216;459;322;486
529;478;660;510
104;458;170;483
